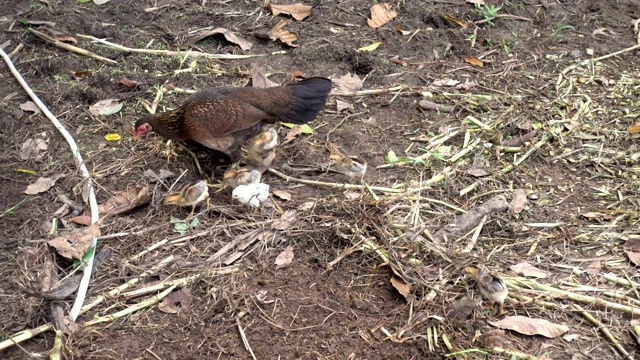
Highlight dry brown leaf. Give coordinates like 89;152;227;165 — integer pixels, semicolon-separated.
561;120;579;132
143;169;175;182
467;167;490;177
509;189;527;214
464;56;484;67
275;245;294;269
283;125;305;144
47;224;100;260
119;78;142;87
584;260;602;274
25;176;61;195
99;185;150;218
580;212;613;221
272;190;292;201
628;122;640;134
88;99;122;116
192;27;253;51
266;2;312;21
367;3;397;29
251;62;279;89
20;137;48;160
518;120;533;131
334;73;363;92
158;288;193;314
68;215;92;226
489;316;569;338
292;70;305;78
52;35;77;44
390;275;411;302
623;239;640;266
444;14;468;28
562;333;580;342
272;210;298;230
395;25;411;36
389;55;407;66
509;262;549;278
298;201;314;211
478;329;504;349
432;78;460;87
255;19;298;47
336;99;354;113
466;0;485;4
20;101;41;113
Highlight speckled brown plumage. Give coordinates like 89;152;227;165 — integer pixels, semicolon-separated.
134;77;332;159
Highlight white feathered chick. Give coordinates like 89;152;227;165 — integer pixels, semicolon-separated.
231;183;270;208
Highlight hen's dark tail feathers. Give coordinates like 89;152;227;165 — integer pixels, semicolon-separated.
278;77;332;124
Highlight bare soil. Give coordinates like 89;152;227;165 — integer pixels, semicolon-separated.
1;0;640;359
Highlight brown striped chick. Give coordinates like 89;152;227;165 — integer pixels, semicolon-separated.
223;165;262;190
328;143;367;182
245;128;278;171
464;265;508;316
163;180;209;218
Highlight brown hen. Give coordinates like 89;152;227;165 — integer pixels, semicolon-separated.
133;77;332;159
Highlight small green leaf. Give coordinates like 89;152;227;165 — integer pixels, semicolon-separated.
442;334;452;351
299;124;313;134
280;123;313;134
170;216;183;223
173;223;189;234
82;246;96;263
77;0;92;3
190;216;200;228
101;102;123;116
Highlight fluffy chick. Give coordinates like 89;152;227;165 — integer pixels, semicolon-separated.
247;127;278;153
464;265;508;316
223;165;262;190
245;128;278;171
163;180;209;217
232;183;270;208
328;143;367;182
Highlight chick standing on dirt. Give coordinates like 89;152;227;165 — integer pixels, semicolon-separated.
245;127;278;172
464;265;508;316
223;165;262;190
327;143;367;182
163;180;209;217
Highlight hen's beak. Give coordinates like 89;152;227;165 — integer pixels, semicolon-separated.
132;126;141;139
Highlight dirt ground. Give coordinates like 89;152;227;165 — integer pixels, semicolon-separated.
1;0;640;359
